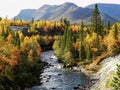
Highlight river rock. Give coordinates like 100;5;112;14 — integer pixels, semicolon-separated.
58;73;62;76
73;86;79;89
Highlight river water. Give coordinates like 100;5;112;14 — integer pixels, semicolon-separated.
31;51;88;90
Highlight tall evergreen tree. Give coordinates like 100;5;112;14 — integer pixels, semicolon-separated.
63;18;70;26
112;64;120;90
80;21;84;39
61;19;70;50
86;45;91;62
79;41;86;61
32;18;34;23
113;23;118;39
65;28;72;52
61;25;68;50
91;4;102;35
107;20;111;30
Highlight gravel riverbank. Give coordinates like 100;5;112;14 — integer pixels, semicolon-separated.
71;53;120;90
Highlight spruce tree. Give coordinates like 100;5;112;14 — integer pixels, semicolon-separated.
63;18;70;26
86;45;91;62
61;19;70;50
80;21;84;40
91;4;102;35
61;25;67;50
65;28;72;52
79;41;85;61
107;20;111;30
32;18;34;23
13;32;20;46
78;21;84;41
113;23;118;40
112;64;120;90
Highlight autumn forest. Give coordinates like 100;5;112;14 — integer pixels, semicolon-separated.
0;4;120;90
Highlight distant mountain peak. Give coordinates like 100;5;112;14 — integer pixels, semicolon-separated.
40;4;51;9
40;2;77;9
62;2;77;7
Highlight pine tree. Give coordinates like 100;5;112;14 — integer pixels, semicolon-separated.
13;32;20;47
61;19;70;50
86;45;91;62
113;23;118;39
80;21;84;40
63;18;70;26
79;41;86;61
107;20;111;30
101;21;105;38
72;33;77;43
112;64;120;90
32;18;34;23
91;4;102;35
65;28;72;52
4;26;10;38
61;25;67;50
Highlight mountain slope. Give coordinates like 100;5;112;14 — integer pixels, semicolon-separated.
14;9;36;21
14;2;117;24
33;2;80;21
86;3;120;21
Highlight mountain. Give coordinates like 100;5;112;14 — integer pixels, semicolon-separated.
32;2;94;24
14;9;36;21
86;3;120;21
14;2;117;24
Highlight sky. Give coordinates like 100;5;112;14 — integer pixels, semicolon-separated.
0;0;120;19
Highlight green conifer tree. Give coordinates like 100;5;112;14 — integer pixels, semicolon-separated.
113;23;118;39
86;45;91;62
65;28;72;52
61;26;67;50
112;64;120;90
91;4;102;35
80;21;84;40
32;17;34;23
61;19;70;50
107;20;111;30
79;41;86;61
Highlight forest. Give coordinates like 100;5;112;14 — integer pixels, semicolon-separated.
0;4;120;90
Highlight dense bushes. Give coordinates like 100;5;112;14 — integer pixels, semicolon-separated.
0;23;43;89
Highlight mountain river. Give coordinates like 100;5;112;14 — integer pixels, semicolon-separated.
31;51;88;90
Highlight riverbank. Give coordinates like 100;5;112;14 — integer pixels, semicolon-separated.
29;51;120;90
90;54;120;90
70;53;120;90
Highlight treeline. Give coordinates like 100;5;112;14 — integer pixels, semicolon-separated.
53;4;120;67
